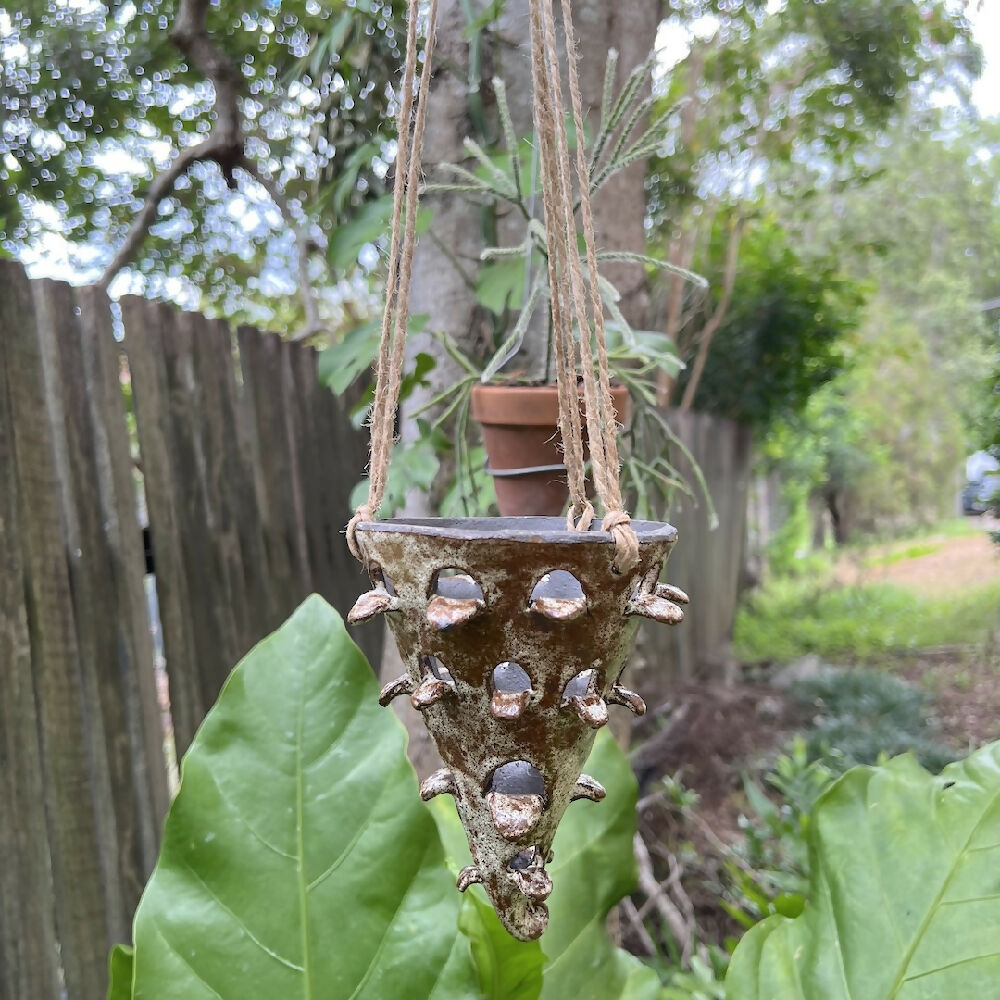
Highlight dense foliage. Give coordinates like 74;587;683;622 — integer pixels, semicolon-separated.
759;111;1000;540
1;0;404;320
109;597;1000;999
677;220;863;431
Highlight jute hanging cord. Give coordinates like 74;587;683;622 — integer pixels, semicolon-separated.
527;0;639;573
347;0;439;564
348;0;638;575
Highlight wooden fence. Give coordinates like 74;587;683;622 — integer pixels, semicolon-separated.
632;410;754;704
0;260;376;1000
0;257;753;998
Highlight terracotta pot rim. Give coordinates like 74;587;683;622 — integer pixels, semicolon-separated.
471;382;629;427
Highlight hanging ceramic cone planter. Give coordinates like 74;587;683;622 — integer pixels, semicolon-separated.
346;0;692;942
348;517;686;940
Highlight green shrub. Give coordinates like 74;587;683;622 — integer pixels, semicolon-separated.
727;741;1000;998
728;740;837;929
735;578;1000;663
791;668;957;773
107;599;1000;1000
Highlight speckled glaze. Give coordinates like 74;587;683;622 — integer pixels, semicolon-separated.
348;517;686;940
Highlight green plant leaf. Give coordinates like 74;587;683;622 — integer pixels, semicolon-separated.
327;197;432;271
726;742;1000;999
317;320;380;394
475;256;527;316
107;944;134;1000
460;894;545;1000
125;596;478;1000
327;196;393;270
322;315;429;411
431;731;663;1000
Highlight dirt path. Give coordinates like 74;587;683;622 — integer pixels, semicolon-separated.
835;519;1000;593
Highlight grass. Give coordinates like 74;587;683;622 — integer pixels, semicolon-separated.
852;517;979;546
860;541;940;568
735;576;1000;664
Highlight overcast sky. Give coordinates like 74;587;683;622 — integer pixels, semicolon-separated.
971;2;999;116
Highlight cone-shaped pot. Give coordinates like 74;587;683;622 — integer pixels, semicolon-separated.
348;517;685;940
471;384;631;517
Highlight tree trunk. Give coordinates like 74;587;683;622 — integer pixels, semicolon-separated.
386;0;662;776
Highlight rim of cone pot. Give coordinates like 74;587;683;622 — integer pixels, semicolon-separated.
354;516;677;544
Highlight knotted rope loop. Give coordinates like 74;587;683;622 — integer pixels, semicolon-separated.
346;504;374;564
600;510;639;575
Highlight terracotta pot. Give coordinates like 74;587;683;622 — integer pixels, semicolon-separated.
470;383;631;517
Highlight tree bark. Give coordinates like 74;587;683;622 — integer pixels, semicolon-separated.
409;0;661;427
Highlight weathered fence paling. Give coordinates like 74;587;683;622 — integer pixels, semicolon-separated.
633;409;753;700
0;260;377;1000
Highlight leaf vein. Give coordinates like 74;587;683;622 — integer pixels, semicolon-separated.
903;950;1000;984
346;836;437;1000
179;859;304;972
205;768;296;861
886;785;1000;998
306;778;392;893
150;919;225;1000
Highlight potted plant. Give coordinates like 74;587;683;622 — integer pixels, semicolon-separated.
321;53;709;521
416;57;707;516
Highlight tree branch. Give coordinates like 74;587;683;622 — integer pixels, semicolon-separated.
633;832;694;964
656;228;698;406
99;0;245;291
679;213;745;412
170;0;242;166
97;140;222;291
237;157;325;342
621;897;658;957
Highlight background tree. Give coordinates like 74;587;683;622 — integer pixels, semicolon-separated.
647;0;979;411
1;0;406;331
762;107;1000;543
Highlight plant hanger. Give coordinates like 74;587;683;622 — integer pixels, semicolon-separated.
345;0;687;941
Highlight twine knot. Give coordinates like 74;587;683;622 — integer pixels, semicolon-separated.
601;509;638;575
347;504;375;562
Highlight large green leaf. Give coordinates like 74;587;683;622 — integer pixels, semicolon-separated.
459;894;545;1000
107;945;133;1000
540;732;664;1000
726;742;1000;999
431;731;664;1000
126;596;479;1000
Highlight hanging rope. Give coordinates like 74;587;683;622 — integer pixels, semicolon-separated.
527;0;592;532
528;0;639;573
347;0;438;562
349;0;638;575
